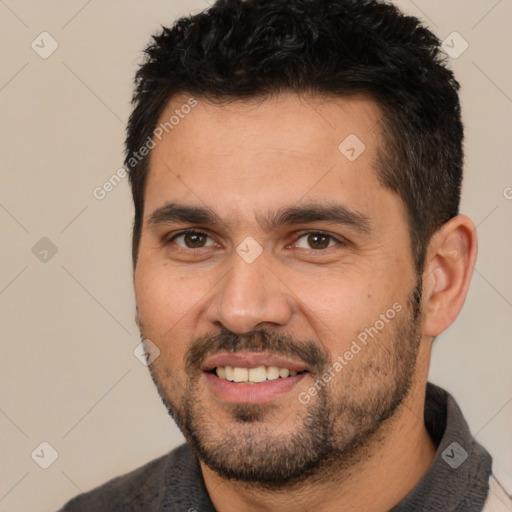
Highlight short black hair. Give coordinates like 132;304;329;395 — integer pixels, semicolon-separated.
125;0;463;272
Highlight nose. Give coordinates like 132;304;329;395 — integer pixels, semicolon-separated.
205;251;294;334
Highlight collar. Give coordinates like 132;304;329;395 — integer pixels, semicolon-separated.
390;382;492;511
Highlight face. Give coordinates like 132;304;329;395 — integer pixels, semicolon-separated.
134;92;423;486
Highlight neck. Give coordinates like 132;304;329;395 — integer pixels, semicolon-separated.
201;346;435;512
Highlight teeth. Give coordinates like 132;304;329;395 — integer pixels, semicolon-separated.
224;366;235;381
248;366;267;383
267;366;280;380
215;365;302;383
233;367;248;382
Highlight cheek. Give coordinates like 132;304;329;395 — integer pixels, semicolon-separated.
135;263;197;337
294;267;406;355
135;271;192;378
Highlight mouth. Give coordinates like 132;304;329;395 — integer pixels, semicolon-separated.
201;352;310;404
209;365;306;383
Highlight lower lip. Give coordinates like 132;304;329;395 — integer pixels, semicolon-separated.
204;372;307;404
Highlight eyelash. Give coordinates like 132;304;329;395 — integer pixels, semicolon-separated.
167;229;346;251
168;230;216;249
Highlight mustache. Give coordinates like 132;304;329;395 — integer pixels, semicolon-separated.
185;328;329;374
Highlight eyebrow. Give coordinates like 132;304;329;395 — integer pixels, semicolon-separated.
148;202;221;227
258;202;372;234
147;201;372;234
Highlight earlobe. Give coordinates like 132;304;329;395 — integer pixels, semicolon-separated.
422;215;478;337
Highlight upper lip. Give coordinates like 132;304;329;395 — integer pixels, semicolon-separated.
201;352;309;373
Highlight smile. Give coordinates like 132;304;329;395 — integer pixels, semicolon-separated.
213;365;304;383
201;352;310;404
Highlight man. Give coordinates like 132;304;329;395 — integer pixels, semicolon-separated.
60;0;511;510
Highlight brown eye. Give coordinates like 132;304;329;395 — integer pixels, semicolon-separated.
307;234;330;249
184;232;206;248
172;230;213;249
295;232;338;250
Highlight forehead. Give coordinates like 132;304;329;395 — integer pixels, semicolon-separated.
153;91;382;157
144;92;392;226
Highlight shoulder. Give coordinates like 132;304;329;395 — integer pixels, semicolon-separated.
57;444;197;511
482;472;512;511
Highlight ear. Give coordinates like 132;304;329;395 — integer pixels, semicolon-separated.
422;215;477;337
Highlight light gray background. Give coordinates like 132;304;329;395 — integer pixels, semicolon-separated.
0;1;511;510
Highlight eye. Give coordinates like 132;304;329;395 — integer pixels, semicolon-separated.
170;230;216;249
294;232;340;250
